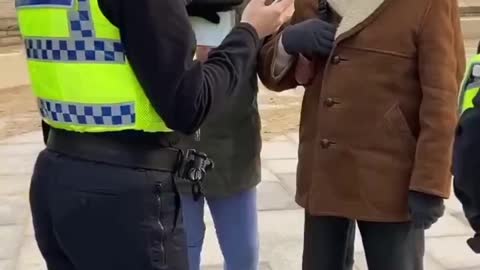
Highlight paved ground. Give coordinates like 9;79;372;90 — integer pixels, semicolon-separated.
1;124;480;270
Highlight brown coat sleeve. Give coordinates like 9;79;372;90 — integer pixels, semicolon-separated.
257;0;319;91
409;0;466;198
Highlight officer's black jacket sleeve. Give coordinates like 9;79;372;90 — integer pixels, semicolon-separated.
98;0;260;134
453;107;480;233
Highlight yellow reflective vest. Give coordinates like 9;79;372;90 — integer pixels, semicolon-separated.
16;0;170;132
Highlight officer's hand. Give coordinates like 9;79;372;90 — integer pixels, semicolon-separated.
196;46;211;62
408;191;445;230
186;5;221;24
241;0;295;39
281;19;336;58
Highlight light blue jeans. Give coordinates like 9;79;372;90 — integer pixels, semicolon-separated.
180;188;259;270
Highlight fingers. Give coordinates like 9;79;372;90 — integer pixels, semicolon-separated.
411;213;440;230
251;0;268;7
315;19;337;33
413;219;425;229
281;2;295;21
195;46;211;62
272;0;295;13
319;28;336;42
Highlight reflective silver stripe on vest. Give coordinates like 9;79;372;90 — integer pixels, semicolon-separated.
39;99;135;126
22;0;126;63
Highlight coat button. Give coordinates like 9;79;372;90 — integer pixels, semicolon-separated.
320;139;332;149
324;98;338;107
331;55;342;64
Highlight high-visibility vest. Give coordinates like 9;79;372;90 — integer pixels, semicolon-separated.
459;54;480;115
15;0;170;133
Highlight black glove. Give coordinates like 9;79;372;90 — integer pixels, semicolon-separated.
281;19;336;58
408;191;445;229
186;5;221;24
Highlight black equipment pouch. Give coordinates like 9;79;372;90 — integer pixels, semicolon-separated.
171;149;214;230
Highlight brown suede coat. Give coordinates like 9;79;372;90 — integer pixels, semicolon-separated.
258;0;466;221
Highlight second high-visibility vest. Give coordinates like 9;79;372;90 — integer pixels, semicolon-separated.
459;54;480;115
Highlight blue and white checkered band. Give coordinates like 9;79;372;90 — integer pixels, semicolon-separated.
20;0;126;63
25;38;124;62
16;0;73;8
39;99;136;126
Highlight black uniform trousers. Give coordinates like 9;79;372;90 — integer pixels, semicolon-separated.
303;213;424;270
30;149;189;270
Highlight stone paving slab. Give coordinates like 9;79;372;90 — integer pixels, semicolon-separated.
261;142;298;160
0;144;43;156
261;168;280;182
16;236;45;270
0;176;29;196
0;225;23;260
277;173;296;195
352;254;447;270
286;132;299;144
427;236;480;269
452;212;472;228
445;195;466;215
0;132;42;145
0;196;28;226
426;213;472;238
266;135;290;142
0;155;36;176
0;260;14;270
0;50;29;90
263;159;298;175
257;182;298;211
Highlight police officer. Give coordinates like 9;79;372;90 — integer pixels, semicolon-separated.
15;0;293;269
453;41;480;254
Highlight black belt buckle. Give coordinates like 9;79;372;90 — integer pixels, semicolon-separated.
177;149;214;183
176;149;214;201
181;149;214;183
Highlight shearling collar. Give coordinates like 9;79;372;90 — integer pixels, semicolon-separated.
327;0;386;38
326;0;350;17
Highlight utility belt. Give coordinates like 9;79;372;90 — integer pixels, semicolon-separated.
46;128;214;199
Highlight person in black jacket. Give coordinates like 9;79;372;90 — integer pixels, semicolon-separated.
181;1;262;269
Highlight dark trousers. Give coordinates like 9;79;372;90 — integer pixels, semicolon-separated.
303;213;424;270
30;149;189;270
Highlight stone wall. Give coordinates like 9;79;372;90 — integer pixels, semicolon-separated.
0;0;20;46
